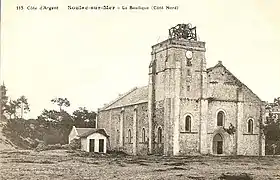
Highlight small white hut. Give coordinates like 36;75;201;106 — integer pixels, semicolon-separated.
68;126;109;153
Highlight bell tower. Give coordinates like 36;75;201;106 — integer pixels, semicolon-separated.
148;24;207;156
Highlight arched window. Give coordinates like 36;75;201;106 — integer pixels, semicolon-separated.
158;127;162;143
187;69;191;76
142;128;146;142
185;115;191;132
248;119;253;134
217;111;225;126
128;129;132;143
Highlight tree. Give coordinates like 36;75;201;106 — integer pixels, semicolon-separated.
4;96;30;119
51;98;70;112
59;110;74;143
5;100;21;119
264;109;280;155
0;84;8;119
72;107;97;128
37;108;74;144
38;97;73;144
17;96;30;118
264;112;280;141
274;97;280;106
38;109;60;122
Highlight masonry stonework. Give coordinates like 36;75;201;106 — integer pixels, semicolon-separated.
97;24;265;156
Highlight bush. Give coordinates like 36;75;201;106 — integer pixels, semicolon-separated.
218;173;253;180
107;150;129;157
265;140;280;155
68;138;81;150
35;142;47;151
35;142;64;151
43;134;63;145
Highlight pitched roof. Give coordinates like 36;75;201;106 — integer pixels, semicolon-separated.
78;128;109;138
76;128;96;135
100;86;148;111
207;61;262;102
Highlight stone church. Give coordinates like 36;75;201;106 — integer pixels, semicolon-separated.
97;24;265;156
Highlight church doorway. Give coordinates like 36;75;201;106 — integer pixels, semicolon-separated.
213;133;223;155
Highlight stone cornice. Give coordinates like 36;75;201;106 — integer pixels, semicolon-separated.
151;46;206;55
99;101;148;112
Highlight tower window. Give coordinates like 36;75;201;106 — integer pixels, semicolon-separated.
187;69;191;76
158;127;162;143
187;59;192;66
142;128;146;142
187;85;190;91
185;115;191;132
217;111;225;126
248;119;253;134
128;129;132;143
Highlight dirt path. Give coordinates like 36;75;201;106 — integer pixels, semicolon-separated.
0;150;280;179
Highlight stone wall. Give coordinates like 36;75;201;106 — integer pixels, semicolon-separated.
110;111;120;149
179;99;200;154
98;102;149;155
153;100;164;154
137;103;149;155
239;85;263;155
208;84;238;101
98;110;110;135
155;72;165;101
208;66;237;84
207;101;238;133
123;106;133;154
207;101;237;155
179;49;206;99
239;101;262;155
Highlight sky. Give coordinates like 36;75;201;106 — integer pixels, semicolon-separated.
1;0;280;119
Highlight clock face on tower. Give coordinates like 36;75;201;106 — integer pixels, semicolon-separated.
186;50;193;59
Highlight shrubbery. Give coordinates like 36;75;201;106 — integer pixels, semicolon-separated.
68;138;81;150
35;138;82;151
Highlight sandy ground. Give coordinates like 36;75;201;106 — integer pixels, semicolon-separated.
0;150;280;180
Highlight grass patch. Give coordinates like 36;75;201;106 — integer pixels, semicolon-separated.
200;162;209;166
124;158;150;166
154;167;187;172
80;161;99;165
154;169;167;172
10;158;55;164
164;162;185;166
187;175;205;180
0;151;30;155
252;166;266;170
115;161;126;167
107;150;129;157
218;173;253;180
168;167;187;170
38;160;55;164
11;159;35;163
138;162;149;166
